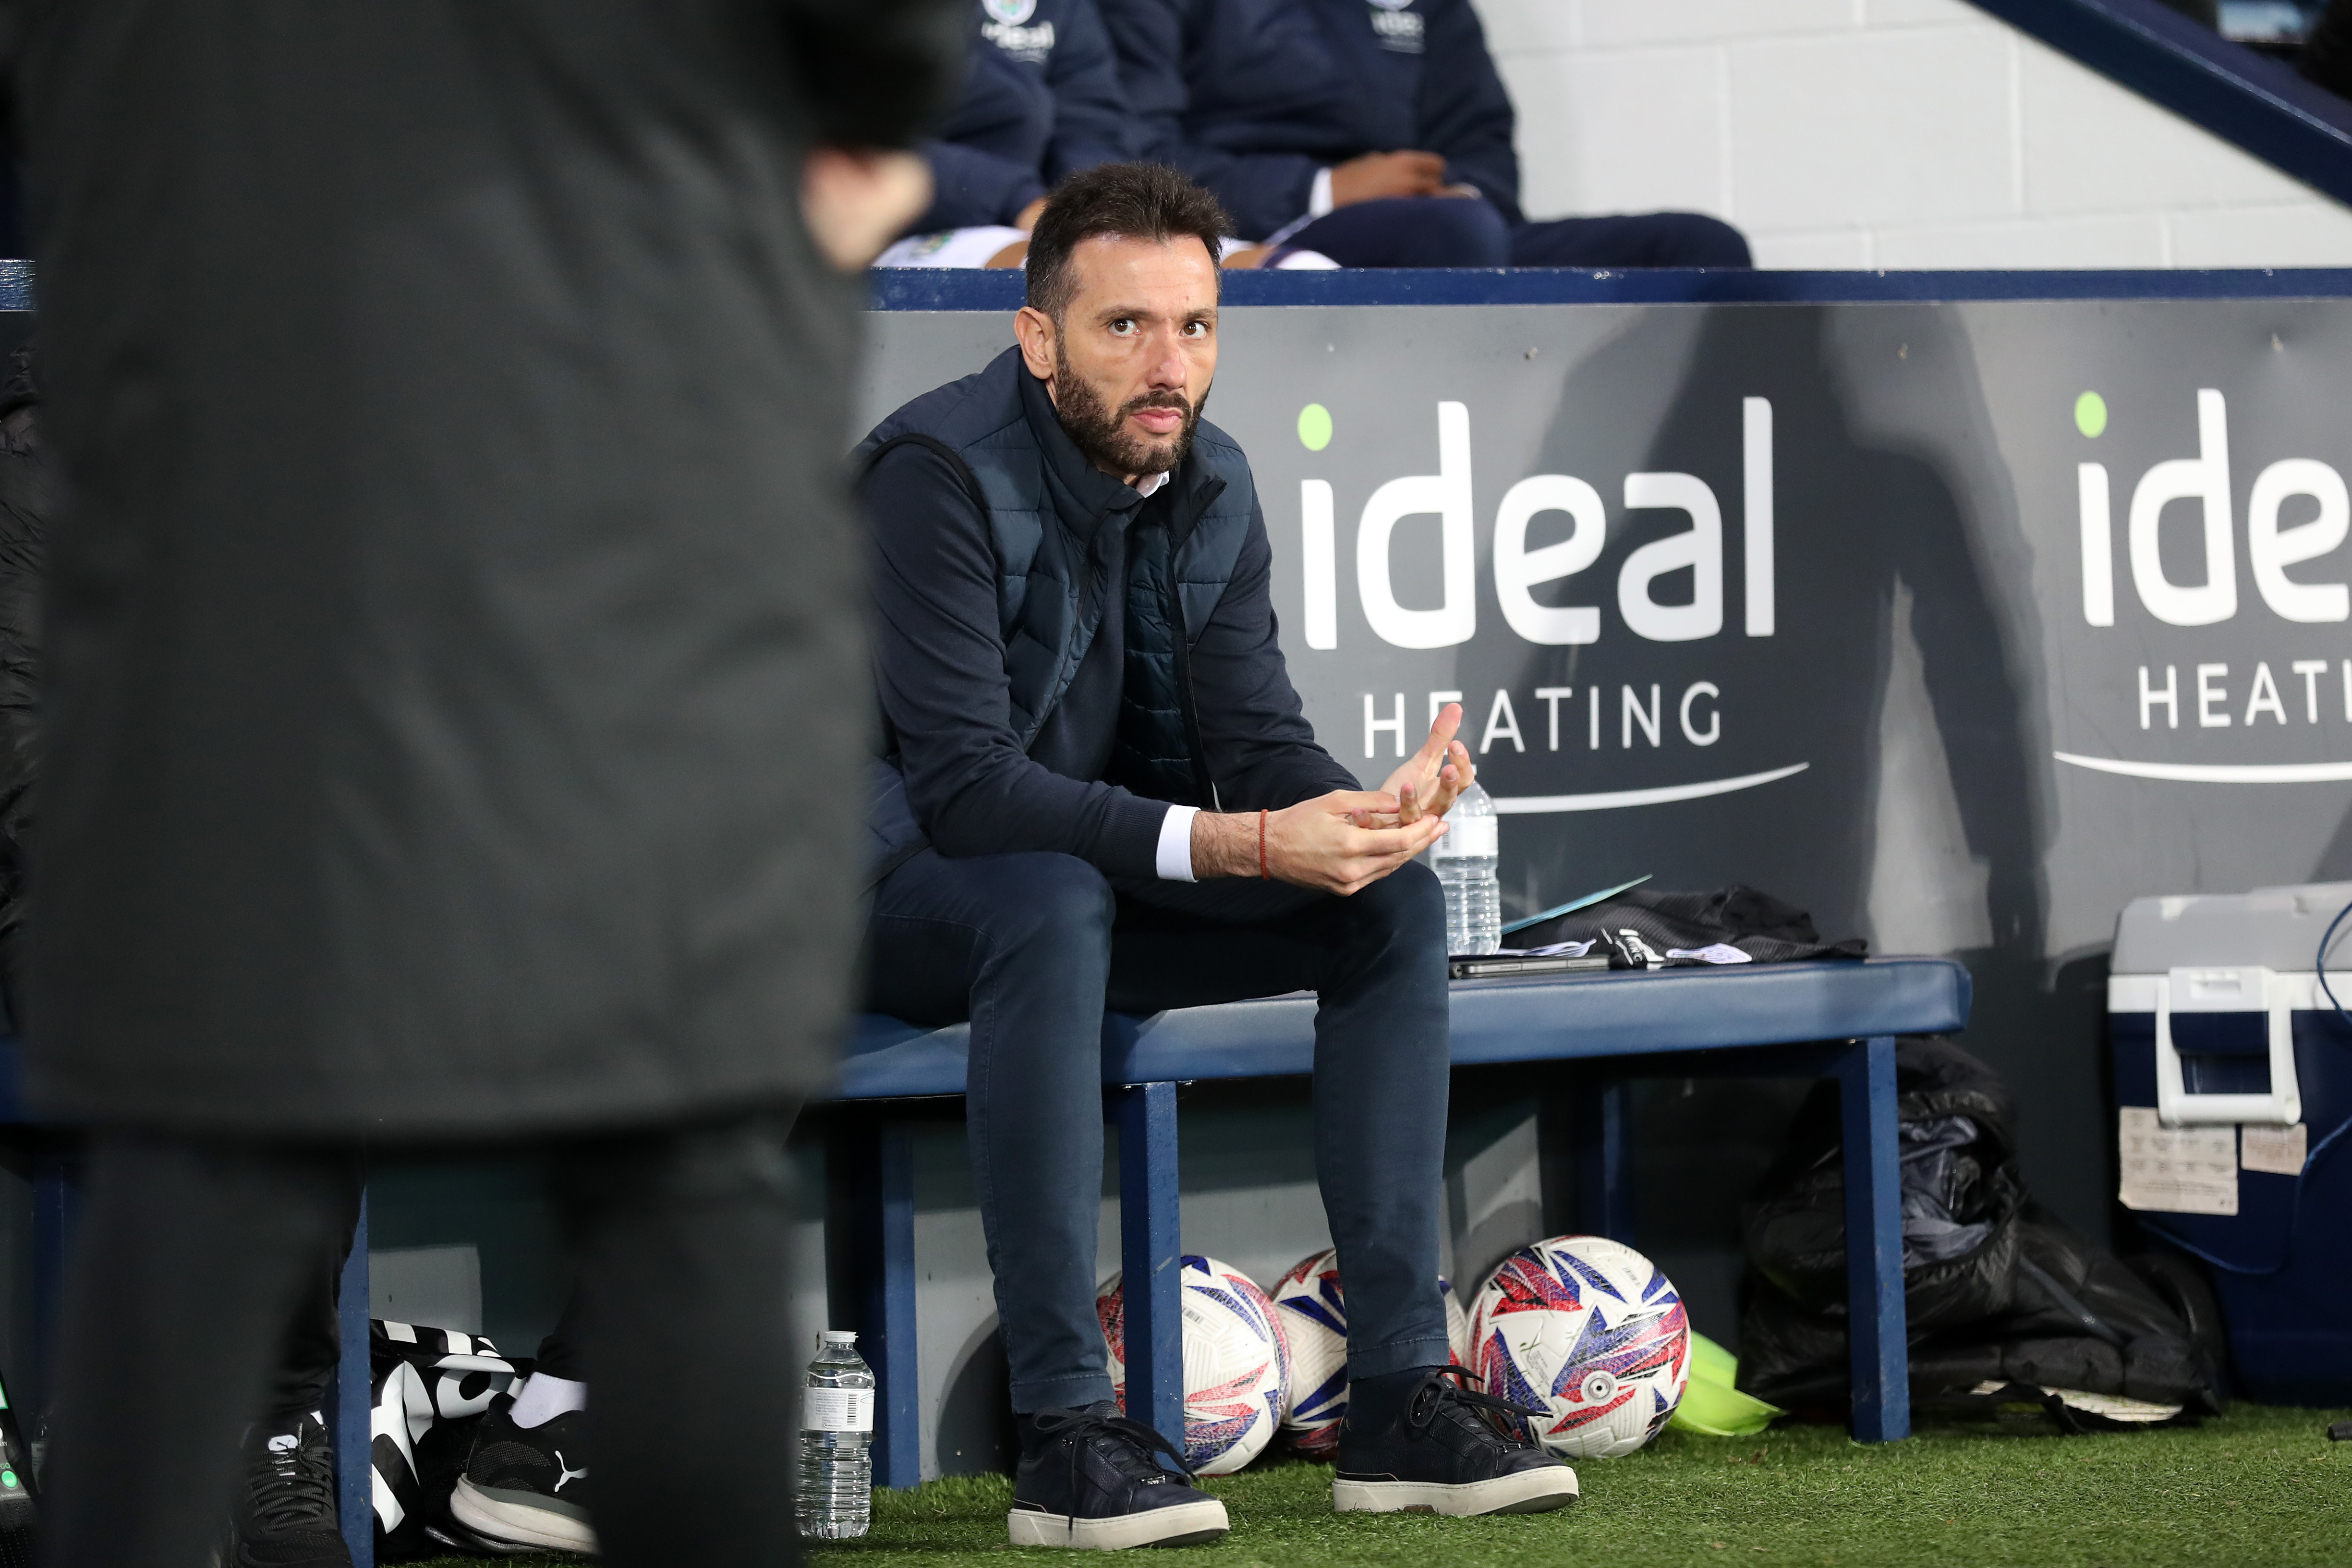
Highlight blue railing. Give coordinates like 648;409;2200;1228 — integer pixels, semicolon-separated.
1966;0;2352;203
870;265;2352;311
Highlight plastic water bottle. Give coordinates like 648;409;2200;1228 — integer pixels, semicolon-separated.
1432;782;1501;955
796;1330;875;1539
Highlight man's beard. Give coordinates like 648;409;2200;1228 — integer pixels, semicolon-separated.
1054;340;1207;479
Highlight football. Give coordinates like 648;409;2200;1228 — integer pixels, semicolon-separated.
1098;1255;1291;1474
1270;1248;1348;1455
1270;1247;1472;1457
1467;1235;1691;1459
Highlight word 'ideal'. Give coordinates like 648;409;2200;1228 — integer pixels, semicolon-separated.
2080;389;2349;628
1302;400;1775;651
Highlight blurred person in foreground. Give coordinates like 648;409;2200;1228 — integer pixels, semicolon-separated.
11;4;957;1566
854;163;1579;1548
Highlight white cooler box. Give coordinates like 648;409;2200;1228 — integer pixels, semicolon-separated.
2109;882;2352;1404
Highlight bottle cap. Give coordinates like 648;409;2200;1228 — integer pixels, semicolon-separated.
820;1329;858;1345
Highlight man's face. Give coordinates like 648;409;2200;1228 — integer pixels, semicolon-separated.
1018;234;1220;481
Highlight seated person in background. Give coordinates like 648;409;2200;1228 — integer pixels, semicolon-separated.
854;162;1578;1548
1101;0;1751;269
877;0;1134;269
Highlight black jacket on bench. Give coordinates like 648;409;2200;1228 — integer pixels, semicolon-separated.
855;346;1357;882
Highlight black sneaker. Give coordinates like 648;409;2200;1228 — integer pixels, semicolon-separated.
227;1412;352;1568
1332;1368;1579;1517
1008;1403;1229;1549
449;1400;596;1555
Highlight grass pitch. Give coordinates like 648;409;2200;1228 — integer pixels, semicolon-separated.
415;1402;2352;1568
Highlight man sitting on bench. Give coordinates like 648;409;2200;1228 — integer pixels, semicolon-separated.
854;162;1579;1548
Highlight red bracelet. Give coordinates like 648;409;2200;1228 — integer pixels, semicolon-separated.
1259;808;1269;880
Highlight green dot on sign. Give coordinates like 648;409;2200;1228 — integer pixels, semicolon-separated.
1297;402;1333;451
2075;391;2108;438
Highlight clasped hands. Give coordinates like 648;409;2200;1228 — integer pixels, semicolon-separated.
1328;149;1482;208
1191;704;1476;896
1226;153;1481;269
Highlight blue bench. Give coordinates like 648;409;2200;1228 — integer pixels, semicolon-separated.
829;956;1970;1487
108;952;1963;1563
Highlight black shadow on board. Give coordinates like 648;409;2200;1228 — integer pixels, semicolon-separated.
1443;301;2085;1329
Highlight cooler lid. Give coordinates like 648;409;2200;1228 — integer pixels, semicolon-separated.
2113;882;2352;974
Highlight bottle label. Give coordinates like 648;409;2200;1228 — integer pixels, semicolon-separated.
1438;815;1497;858
805;1388;874;1433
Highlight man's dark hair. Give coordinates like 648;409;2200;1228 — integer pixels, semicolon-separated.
1025;164;1229;322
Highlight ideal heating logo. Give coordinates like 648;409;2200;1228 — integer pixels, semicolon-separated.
980;0;1054;62
2063;388;2352;784
1298;399;1808;814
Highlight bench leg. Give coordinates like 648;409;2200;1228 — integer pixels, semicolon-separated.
853;1119;921;1489
1115;1083;1184;1450
333;1191;374;1568
1571;1076;1633;1241
1838;1036;1910;1442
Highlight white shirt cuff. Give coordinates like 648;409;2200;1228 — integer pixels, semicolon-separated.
1155;804;1200;882
1309;167;1335;219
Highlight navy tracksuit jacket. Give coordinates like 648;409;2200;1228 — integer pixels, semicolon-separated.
1101;0;1525;241
916;0;1137;231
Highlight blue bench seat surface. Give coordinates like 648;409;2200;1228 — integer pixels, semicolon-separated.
830;957;1971;1101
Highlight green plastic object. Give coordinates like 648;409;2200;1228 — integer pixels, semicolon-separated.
1297;402;1333;451
1669;1331;1786;1437
1498;874;1652;936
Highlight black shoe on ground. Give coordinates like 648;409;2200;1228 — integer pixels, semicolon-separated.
1332;1367;1579;1517
1008;1402;1229;1549
449;1400;596;1555
227;1412;353;1568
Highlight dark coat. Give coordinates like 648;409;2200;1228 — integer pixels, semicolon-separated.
1100;0;1521;240
0;343;45;1027
854;347;1355;881
13;0;962;1136
917;0;1135;231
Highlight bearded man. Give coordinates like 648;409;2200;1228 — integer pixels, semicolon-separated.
854;161;1577;1549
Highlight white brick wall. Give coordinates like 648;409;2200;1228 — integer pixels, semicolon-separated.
1476;0;2352;267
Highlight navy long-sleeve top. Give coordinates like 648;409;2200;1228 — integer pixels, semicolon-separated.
1100;0;1521;241
863;367;1357;878
915;0;1138;231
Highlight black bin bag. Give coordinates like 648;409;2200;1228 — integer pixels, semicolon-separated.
1735;1036;2224;1429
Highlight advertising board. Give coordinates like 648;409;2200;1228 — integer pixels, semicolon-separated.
860;288;2352;1258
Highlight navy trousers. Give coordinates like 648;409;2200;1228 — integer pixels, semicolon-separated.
865;849;1454;1415
1288;194;1751;269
